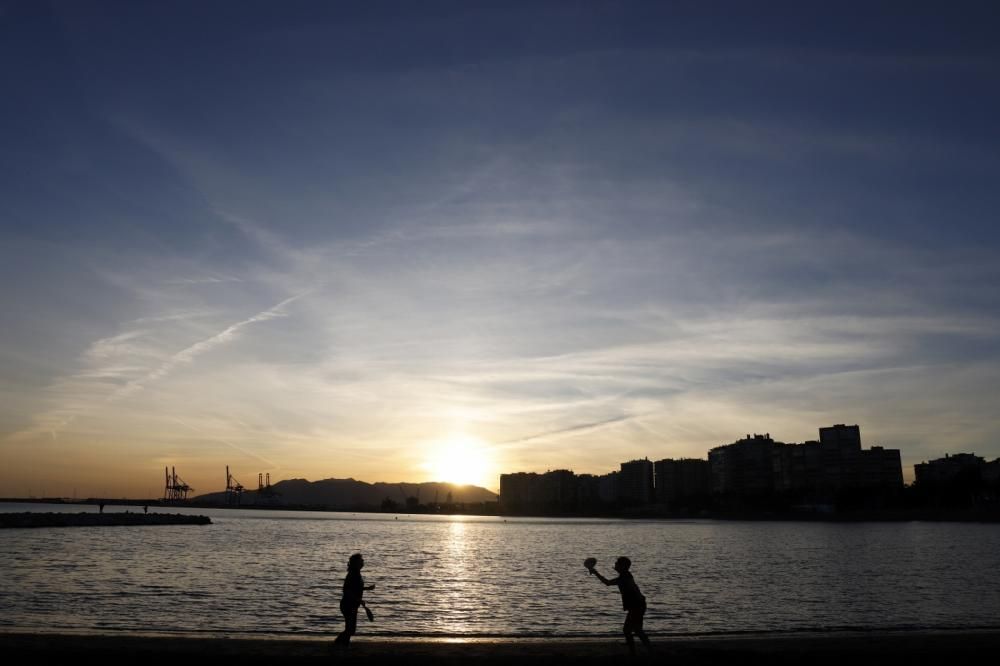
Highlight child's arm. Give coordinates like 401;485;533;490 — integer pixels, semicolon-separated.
590;569;618;586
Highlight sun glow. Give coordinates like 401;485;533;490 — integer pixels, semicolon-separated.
424;435;495;489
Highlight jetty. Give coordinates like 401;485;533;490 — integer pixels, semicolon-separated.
0;512;211;528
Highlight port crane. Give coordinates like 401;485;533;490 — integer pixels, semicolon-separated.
163;466;193;502
225;466;244;506
257;472;279;502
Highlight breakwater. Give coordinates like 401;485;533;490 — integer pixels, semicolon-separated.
0;512;211;528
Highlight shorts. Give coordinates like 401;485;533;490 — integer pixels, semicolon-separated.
624;601;646;633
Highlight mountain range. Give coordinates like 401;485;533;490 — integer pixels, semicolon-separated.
194;477;498;508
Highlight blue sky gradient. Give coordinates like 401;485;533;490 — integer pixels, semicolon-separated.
2;1;1000;495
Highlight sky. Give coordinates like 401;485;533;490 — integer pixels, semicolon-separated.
2;1;1000;497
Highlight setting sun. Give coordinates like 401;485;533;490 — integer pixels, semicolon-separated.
424;435;496;489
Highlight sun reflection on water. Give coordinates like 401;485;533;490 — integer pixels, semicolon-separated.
432;521;476;635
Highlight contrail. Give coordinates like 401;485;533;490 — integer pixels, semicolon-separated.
169;417;280;470
111;292;308;401
495;414;638;449
7;292;310;442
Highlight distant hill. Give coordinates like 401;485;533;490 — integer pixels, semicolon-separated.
193;477;498;508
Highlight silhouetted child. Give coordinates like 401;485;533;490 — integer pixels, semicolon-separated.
333;553;375;648
588;556;652;655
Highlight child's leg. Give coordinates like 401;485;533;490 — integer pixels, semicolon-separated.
634;606;651;647
633;604;649;649
623;613;637;655
623;628;637;655
334;605;357;645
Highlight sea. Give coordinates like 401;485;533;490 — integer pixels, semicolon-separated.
2;502;999;638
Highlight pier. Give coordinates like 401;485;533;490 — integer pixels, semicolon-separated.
0;512;211;529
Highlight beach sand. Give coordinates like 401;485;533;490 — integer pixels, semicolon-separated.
2;629;998;663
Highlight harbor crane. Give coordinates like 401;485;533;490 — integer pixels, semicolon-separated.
257;472;278;500
163;466;193;502
225;466;244;506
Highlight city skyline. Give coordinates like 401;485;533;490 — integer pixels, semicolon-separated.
3;2;1000;498
8;422;980;499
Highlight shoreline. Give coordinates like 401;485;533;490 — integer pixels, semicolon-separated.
6;624;1000;639
3;498;998;523
3;628;999;662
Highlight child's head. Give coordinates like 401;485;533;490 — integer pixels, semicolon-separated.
348;553;365;571
614;556;632;573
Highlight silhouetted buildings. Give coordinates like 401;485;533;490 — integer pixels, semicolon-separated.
912;453;1000;509
709;433;777;497
499;469;615;513
499;423;910;516
709;425;903;507
498;472;536;514
597;471;619;505
860;446;905;490
654;458;710;506
773;440;822;493
986;460;1000;486
498;469;577;514
618;459;654;506
915;453;986;484
575;473;602;510
817;424;864;493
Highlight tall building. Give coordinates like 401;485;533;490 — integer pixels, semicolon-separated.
499;472;539;513
819;424;862;448
860;446;903;489
816;425;903;492
576;474;602;510
773;440;823;493
914;453;986;485
654;458;710;505
709;433;776;496
499;469;577;513
618;459;654;505
817;424;863;492
540;469;577;511
597;471;619;505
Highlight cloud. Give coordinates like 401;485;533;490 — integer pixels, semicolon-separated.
111;291;309;400
170;417;279;470
496;415;639;450
5;291;309;442
163;276;244;285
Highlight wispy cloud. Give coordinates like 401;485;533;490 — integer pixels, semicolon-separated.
496;415;639;450
6;291;310;442
163;276;244;285
170;417;279;470
128;310;218;324
111;291;309;401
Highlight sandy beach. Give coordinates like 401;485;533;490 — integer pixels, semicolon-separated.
2;629;998;663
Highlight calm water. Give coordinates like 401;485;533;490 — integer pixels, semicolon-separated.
2;503;999;637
